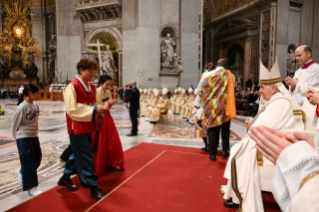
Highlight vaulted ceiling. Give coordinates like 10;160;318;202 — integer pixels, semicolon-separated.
203;0;258;24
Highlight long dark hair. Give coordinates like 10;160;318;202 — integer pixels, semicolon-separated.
98;74;113;87
18;84;40;105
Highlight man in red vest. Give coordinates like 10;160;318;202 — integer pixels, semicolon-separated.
58;58;109;200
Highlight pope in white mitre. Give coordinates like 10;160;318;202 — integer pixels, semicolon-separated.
221;58;305;211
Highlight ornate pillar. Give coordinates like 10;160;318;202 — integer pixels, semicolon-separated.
0;7;3;33
243;35;252;89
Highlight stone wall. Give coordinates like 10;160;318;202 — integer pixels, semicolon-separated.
123;0;200;89
56;0;81;82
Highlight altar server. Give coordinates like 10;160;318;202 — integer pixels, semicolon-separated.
286;45;319;106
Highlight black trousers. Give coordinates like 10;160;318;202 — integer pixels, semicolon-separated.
130;109;138;134
60;144;73;162
207;121;231;156
16;137;42;191
63;133;98;189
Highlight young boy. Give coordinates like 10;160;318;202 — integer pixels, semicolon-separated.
58;58;108;200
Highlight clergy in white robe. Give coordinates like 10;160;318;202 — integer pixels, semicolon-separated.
249;126;319;212
286;45;319;106
221;58;305;212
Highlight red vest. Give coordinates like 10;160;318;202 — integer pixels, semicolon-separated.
66;78;96;134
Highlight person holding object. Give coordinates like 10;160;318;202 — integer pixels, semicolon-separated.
126;80;140;136
12;84;42;196
58;58;109;200
91;74;124;175
285;45;319;106
250;125;319;212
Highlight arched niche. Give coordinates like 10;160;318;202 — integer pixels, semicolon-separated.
159;25;180;56
84;27;123;52
226;43;245;90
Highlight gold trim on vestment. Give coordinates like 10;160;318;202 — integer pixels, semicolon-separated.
231;146;243;212
293;110;306;124
248;96;290;167
259;77;282;84
299;170;319;191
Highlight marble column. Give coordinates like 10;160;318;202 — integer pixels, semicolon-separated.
243;35;252;89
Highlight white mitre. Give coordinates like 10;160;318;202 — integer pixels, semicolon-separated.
153;89;159;96
188;87;193;93
181;89;186;94
194;89;198;95
177;87;182;92
162;88;168;95
260;58;305;128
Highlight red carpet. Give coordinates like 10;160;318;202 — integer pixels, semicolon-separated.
6;143;280;212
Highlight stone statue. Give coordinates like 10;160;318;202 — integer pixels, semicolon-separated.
161;34;176;67
287;49;296;74
235;74;242;91
101;44;118;80
232;52;243;68
172;53;183;73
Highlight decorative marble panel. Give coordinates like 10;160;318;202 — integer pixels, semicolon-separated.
261;10;270;68
251;35;257;79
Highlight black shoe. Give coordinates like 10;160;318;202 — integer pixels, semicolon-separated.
201;146;209;152
90;188;106;200
57;178;79;191
209;154;216;161
224;199;239;208
127;132;138;136
221;151;230;158
196;119;203;129
150;121;156;124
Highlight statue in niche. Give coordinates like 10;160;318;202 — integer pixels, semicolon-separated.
101;44;118;80
235;73;242;91
172;53;183;73
231;52;243;68
161;33;176;67
287;48;296;77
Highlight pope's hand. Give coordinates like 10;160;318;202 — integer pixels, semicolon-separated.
306;88;319;105
245;118;253;127
249;126;314;164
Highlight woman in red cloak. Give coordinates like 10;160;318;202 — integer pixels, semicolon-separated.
91;74;124;176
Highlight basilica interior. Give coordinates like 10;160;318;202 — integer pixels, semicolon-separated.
0;0;319;211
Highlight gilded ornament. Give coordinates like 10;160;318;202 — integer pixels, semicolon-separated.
0;0;43;70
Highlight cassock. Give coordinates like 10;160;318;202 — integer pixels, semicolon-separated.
272;141;319;212
290;60;319;106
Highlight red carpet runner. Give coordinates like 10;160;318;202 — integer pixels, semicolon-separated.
6;143;280;212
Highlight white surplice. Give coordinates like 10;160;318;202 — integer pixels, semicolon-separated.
290;60;319;106
272;141;319;212
221;92;304;212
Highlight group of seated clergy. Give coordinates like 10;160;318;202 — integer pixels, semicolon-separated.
140;88;170;124
139;87;199;124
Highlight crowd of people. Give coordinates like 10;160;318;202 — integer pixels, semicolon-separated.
193;45;319;212
0;85;26;99
9;44;319;211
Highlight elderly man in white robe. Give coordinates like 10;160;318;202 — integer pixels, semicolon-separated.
286;45;319;106
250;125;319;212
221;59;305;211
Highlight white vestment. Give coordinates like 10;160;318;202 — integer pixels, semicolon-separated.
272;141;319;212
221;92;304;212
290;60;319;106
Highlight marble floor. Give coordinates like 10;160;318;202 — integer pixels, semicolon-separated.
0;99;248;211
